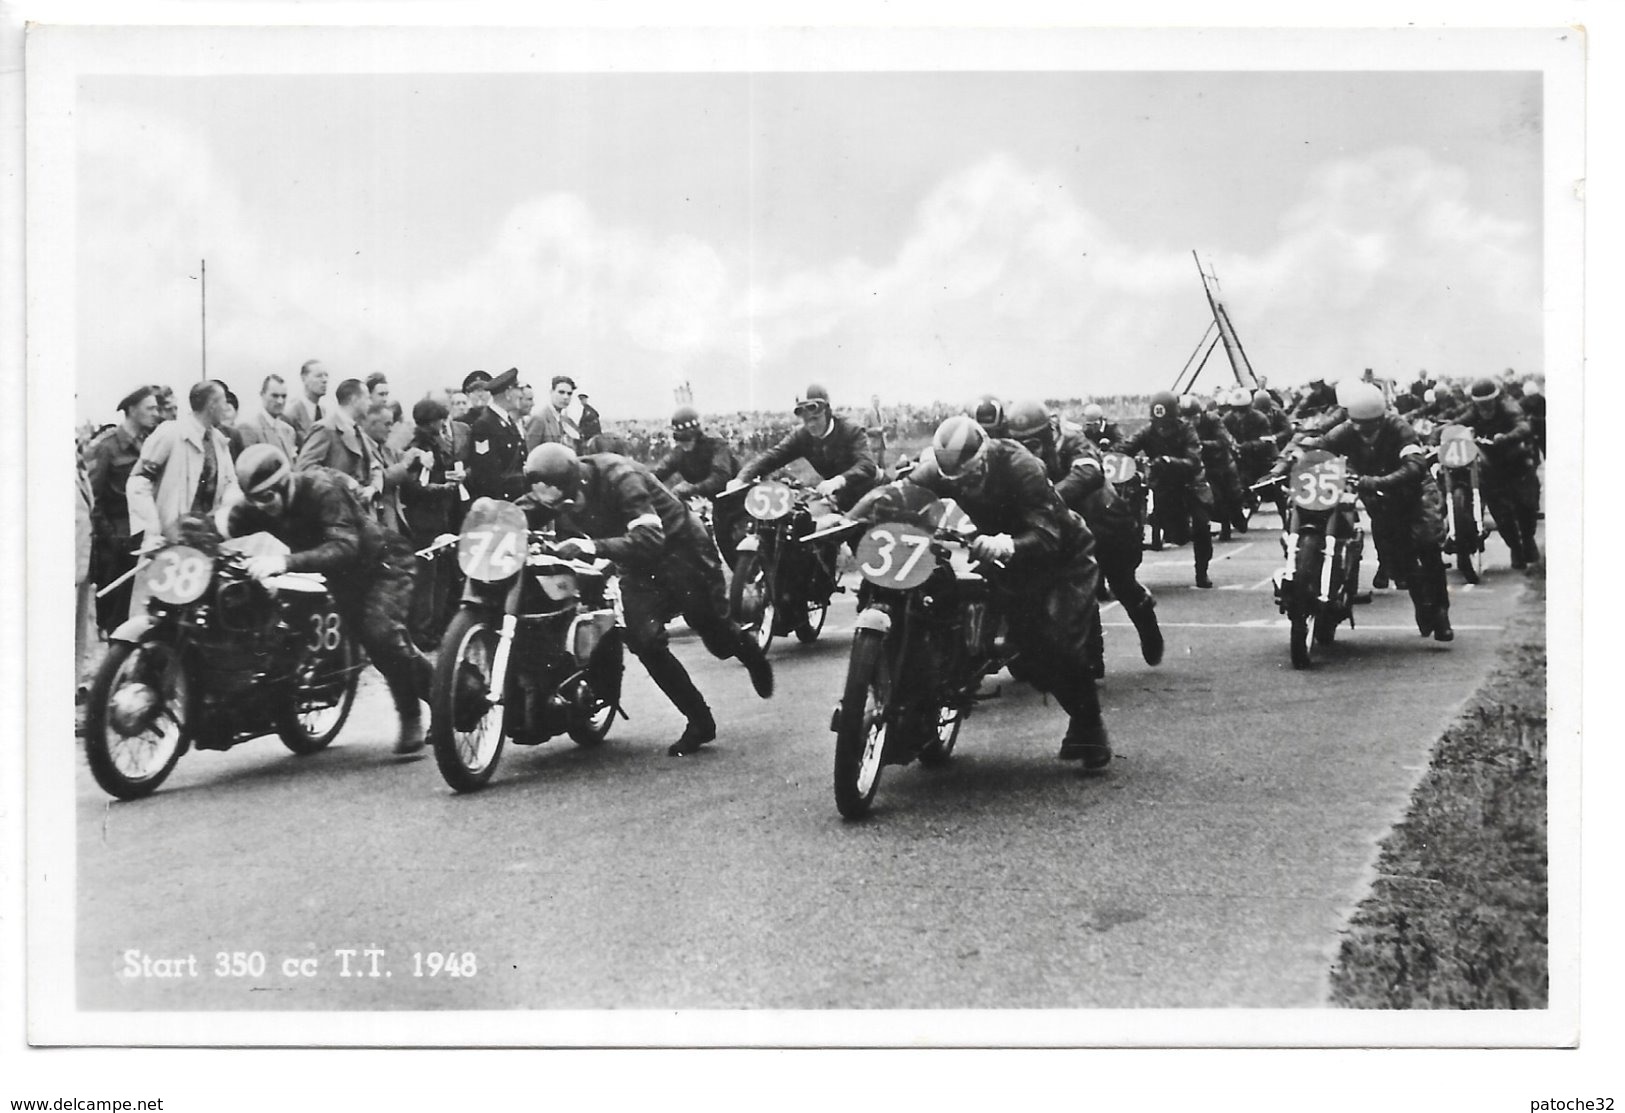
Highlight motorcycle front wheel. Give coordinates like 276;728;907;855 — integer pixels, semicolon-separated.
834;628;892;819
1450;487;1482;584
729;551;777;654
84;639;190;800
277;630;360;755
430;611;507;792
1289;535;1324;670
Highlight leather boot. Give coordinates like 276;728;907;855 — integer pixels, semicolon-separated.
734;628;775;698
639;646;721;755
1432;606;1454;643
1127;593;1164;666
1059;717;1112;772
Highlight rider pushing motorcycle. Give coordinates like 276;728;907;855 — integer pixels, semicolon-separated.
1005;399;1164;670
1445;378;1543;570
1269;382;1454;642
861;415;1113;770
225;445;434;754
522;444;775;757
1118;391;1216;589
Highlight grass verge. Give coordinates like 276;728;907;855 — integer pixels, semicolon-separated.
1328;570;1547;1008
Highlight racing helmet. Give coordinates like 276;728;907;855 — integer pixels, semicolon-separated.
1005;399;1053;445
931;415;990;479
1177;394;1201;418
671;405;702;438
1149;391;1179;422
1522;379;1542;398
972;395;1007;437
235;443;292;499
524;443;582;500
1251;389;1274;411
1082;403;1105;423
1469;378;1501;403
1344;383;1387;422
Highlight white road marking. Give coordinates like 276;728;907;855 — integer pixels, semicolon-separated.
1102;620;1504;632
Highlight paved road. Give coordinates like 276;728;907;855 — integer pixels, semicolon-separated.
75;512;1534;1011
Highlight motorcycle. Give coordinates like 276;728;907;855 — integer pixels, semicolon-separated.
1262;450;1366;669
719;476;846;653
428;498;625;793
83;537;364;800
1434;423;1493;585
811;493;1013;819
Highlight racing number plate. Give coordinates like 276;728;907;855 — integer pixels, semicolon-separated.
139;545;212;605
1102;452;1137;485
1438;426;1478;469
856;523;938;590
458;499;529;582
744;479;794;521
1289;452;1346;510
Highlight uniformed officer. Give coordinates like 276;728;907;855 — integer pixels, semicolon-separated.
463;368;529;503
523;444;775;756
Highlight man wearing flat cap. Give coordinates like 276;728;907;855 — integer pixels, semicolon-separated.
464;367;530;502
88;384;163;631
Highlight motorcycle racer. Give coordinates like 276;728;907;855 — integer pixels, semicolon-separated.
1445;378;1543;569
225;445;434;754
736;384;879;513
1006;399;1164;669
522;444;775;756
1271;382;1454;642
1119;391;1216;588
653;405;744;563
863;416;1113;770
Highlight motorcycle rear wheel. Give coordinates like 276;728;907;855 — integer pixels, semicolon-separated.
277;630;360;755
564;674;616;747
834;629;892;819
430;611;507;792
85;640;190;800
729;551;777;654
917;705;962;767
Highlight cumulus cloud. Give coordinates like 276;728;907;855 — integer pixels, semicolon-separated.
73;113;1539;423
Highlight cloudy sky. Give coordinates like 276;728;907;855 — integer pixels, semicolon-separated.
73;69;1542;422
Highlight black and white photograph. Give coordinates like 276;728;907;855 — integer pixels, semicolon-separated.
7;1;1612;1106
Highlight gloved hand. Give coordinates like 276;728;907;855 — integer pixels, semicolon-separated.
670;481;693;499
969;533;1016;563
1356;477;1380;497
555;537;597;561
724;477;750;494
815;476;847;499
245;554;289;581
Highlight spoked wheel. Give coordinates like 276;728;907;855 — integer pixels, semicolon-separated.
84;640;190;800
797;597;829;644
1451;488;1482;584
564;674;616;748
729;551;777;654
430;611;508;792
917;705;962;767
1312;609;1339;646
1289;536;1323;670
834;629;892;819
277;631;360;755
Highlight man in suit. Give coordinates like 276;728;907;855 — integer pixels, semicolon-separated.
362;399;418;534
464;367;529;502
230;374;300;460
125;379;240;548
283;359;331;447
296;378;380;511
524;374;579;453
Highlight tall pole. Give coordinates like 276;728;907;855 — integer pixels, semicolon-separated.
200;259;207;382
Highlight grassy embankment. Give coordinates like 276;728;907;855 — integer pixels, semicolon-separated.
1329;572;1548;1008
